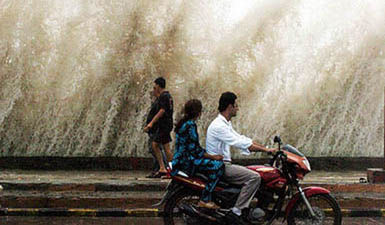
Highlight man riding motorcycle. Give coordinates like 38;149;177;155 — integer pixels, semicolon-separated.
206;92;276;224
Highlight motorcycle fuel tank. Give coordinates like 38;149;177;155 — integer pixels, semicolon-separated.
246;165;282;183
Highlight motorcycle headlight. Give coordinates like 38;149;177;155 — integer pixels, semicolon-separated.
303;158;311;171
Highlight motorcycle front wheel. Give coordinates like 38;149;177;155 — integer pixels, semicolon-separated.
163;188;202;225
287;193;342;225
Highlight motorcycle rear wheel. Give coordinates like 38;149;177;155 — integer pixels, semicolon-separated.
287;193;342;225
163;188;203;225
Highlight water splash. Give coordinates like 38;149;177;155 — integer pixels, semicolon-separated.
0;0;384;157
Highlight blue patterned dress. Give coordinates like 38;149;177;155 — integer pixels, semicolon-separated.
171;120;224;202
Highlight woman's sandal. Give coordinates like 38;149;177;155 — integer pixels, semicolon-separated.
161;173;171;179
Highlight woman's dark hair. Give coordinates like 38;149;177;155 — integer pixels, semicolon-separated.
175;99;202;133
218;92;237;112
154;77;166;88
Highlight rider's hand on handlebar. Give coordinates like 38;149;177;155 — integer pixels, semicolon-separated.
267;148;278;155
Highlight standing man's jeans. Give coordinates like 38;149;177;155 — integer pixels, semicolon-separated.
223;162;261;212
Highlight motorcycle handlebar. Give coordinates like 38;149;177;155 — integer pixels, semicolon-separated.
268;135;287;166
268;150;287;166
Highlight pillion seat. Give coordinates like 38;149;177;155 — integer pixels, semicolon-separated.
175;171;242;189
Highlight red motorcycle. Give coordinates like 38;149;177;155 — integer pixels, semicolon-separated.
156;136;342;225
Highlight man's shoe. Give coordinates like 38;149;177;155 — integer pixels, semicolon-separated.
197;200;220;209
225;211;248;225
247;207;265;221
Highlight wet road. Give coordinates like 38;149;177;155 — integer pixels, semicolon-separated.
0;217;385;225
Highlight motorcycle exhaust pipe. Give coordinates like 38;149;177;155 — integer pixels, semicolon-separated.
179;204;217;222
178;203;199;217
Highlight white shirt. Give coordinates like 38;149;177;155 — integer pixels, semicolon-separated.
206;114;252;162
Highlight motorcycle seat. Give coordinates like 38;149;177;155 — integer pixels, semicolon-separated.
194;173;242;188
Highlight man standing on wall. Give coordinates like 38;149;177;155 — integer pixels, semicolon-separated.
144;77;174;178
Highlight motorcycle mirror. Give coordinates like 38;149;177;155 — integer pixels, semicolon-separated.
273;135;282;144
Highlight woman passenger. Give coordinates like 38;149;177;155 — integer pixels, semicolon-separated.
171;99;224;209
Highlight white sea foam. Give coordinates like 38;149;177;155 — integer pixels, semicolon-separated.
0;0;383;157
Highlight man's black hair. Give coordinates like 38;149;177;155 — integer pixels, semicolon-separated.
218;92;237;112
154;77;166;89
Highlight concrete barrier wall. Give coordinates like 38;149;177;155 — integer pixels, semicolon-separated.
0;157;382;171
